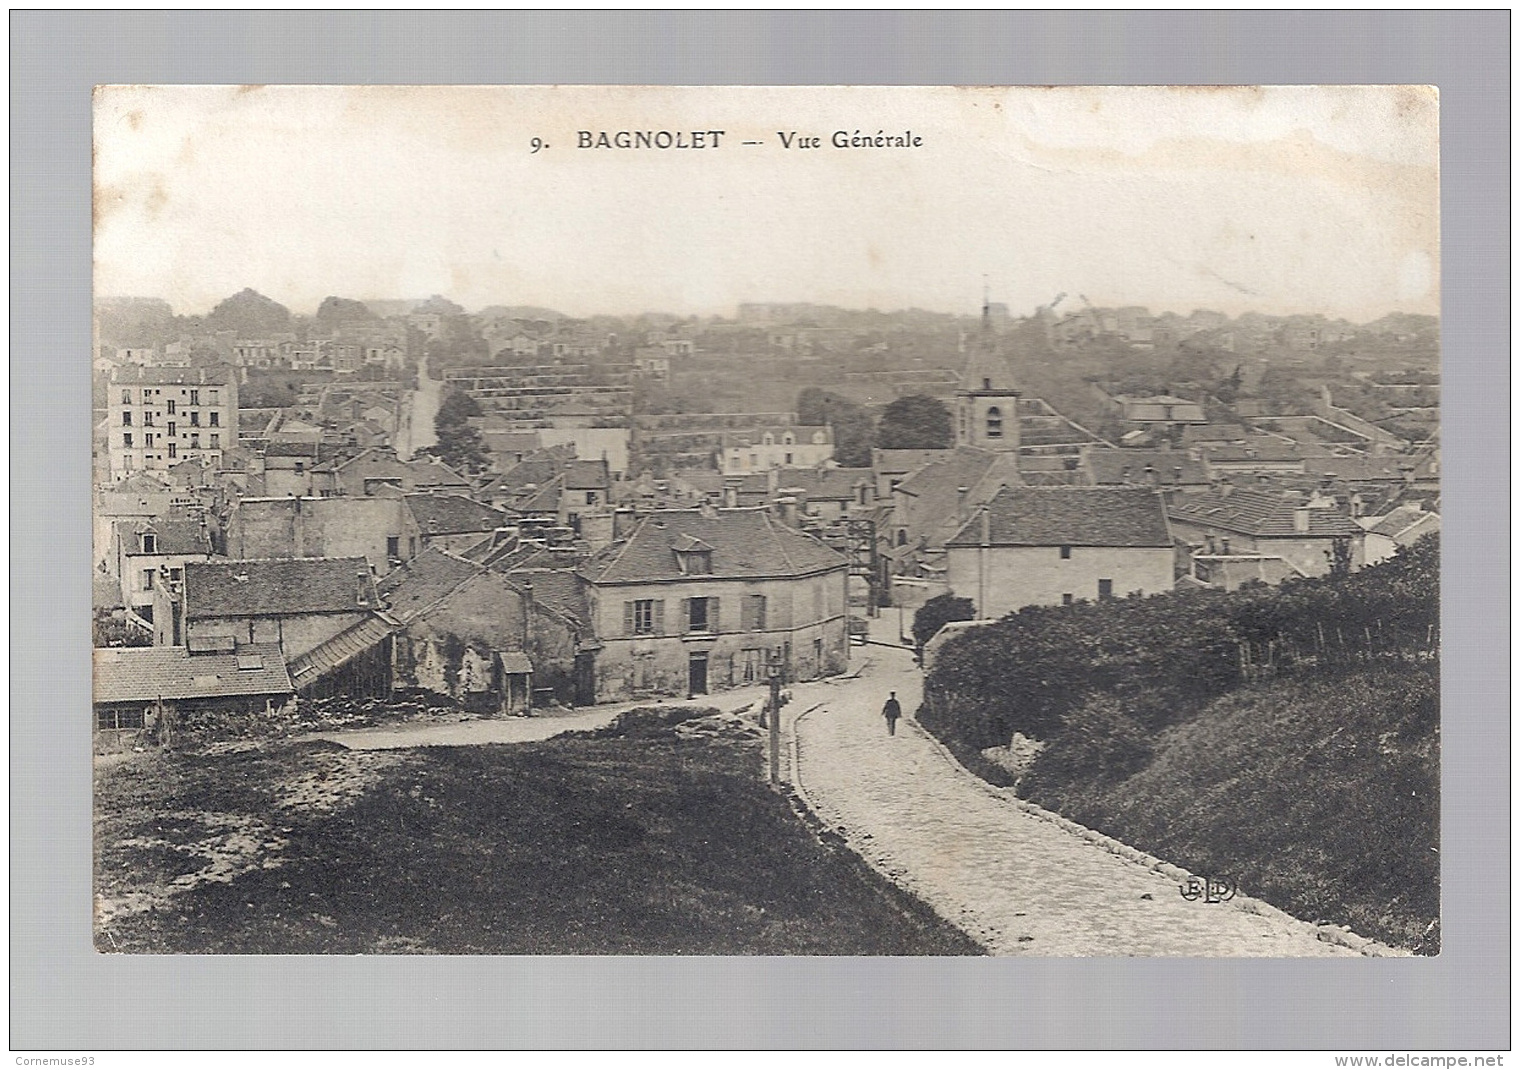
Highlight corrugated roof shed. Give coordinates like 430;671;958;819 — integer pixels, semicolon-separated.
94;643;292;704
946;486;1172;548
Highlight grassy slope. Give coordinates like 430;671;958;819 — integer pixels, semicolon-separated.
1021;664;1440;952
95;718;981;955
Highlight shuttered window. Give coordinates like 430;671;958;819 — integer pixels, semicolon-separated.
741;594;767;631
624;598;664;636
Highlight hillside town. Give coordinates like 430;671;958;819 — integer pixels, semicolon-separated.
93;289;1440;733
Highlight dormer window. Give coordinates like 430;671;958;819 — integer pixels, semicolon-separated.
676;549;712;575
983;377;992;390
783;433;795;445
763;433;774;445
140;533;156;554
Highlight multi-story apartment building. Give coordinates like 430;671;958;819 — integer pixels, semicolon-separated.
107;365;239;481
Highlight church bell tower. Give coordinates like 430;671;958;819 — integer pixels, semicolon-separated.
956;287;1021;452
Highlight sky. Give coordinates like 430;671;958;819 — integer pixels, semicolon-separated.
93;85;1440;322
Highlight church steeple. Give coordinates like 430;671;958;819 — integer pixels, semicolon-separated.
957;287;1020;451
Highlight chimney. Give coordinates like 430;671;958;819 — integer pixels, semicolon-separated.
1143;464;1158;486
1293;507;1312;533
980;502;991;546
766;467;779;495
1218;478;1233;500
1172;466;1183;483
777;495;799;529
956;486;969;523
722;483;738;509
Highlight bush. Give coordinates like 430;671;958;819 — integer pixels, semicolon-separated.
1019;694;1153;809
911;594;975;653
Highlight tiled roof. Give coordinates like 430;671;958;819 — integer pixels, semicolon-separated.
896;449;1023;549
1303;455;1439;483
773;466;873;501
184;558;378;618
582;508;846;585
1087;449;1209;486
509;569;591;628
946;487;1171;548
407;459;471;488
378;548;485;621
265;440;320;458
564;459;610;490
111;364;235;387
1368;505;1439;539
115;518;212;556
94;643;292;704
405;494;509;535
1167;489;1364;538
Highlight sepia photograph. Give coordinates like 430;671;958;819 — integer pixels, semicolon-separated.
90;83;1441;958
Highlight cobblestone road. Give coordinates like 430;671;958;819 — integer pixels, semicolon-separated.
790;644;1365;957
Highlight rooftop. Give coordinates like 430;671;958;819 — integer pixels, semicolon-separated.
583;507;846;585
184;558;378;618
94;642;292;705
946;486;1172;548
1167;489;1364;538
404;494;510;535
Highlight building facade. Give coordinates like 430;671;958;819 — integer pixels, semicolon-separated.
580;507;850;701
107;365;239;481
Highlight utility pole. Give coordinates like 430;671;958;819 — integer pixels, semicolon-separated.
767;650;782;786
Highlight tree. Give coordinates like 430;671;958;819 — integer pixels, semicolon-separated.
429;388;490;474
314;296;380;330
912;594;976;655
877;394;952;449
204;288;291;335
796;388;874;466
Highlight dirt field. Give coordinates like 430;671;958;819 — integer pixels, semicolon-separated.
94;708;980;955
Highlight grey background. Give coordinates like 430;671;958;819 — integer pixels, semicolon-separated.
12;11;1508;1050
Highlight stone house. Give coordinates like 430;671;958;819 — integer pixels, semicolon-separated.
93;642;293;742
379;548;584;712
1360;504;1440;567
403;494;513;558
717;425;834;474
1166;486;1366;584
158;557;381;660
579;506;850;702
112;516;215;621
944;486;1175;618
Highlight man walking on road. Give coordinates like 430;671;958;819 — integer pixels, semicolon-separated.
882;692;902;736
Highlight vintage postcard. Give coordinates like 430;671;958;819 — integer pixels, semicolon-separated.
91;85;1440;956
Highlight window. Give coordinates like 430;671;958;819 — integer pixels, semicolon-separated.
122;410;132;426
982;377;992;390
168;421;176;436
210;433;220;448
121;389;132;405
740;648;764;683
190;411;200;427
190;433;200;449
209;411;219;427
123;432;133;448
1062;593;1074;606
896;529;908;546
209;389;219;404
677;549;711;575
1059;545;1072;559
123;455;133;470
97;708;145;731
784;453;793;465
784;433;795;445
189;389;199;405
687;596;712;633
143;411;154;426
167;399;175;415
1098;579;1114;601
986;406;1003;439
749;453;758;468
142;569;155;590
387;536;400;560
625;598;663;636
167;567;182;582
741;594;768;631
168;442;177;459
141;533;156;553
585;491;598;505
